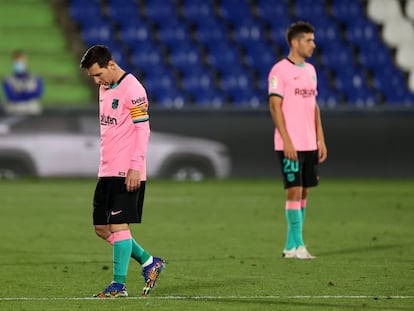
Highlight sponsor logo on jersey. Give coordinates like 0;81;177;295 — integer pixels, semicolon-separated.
294;88;316;98
100;114;118;125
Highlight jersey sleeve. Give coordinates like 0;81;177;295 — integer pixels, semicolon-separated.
268;65;284;98
126;81;149;123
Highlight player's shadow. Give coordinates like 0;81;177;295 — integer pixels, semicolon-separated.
316;243;406;257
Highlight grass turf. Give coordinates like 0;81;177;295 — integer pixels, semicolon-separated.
0;178;413;310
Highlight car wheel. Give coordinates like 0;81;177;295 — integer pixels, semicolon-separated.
0;159;34;179
164;158;214;181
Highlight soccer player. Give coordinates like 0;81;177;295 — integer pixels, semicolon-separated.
80;45;165;297
268;22;327;259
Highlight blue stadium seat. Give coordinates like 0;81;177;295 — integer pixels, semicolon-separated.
130;42;165;73
157;20;190;47
181;0;215;23
194;18;229;46
256;0;290;25
345;17;381;47
206;42;241;73
81;24;115;47
219;0;253;25
294;0;327;23
192;89;227;107
106;0;140;25
320;42;355;68
334;66;370;93
144;0;177;24
229;88;262;107
168;44;204;74
69;1;104;27
118;21;151;45
330;0;366;24
232;18;266;48
243;42;276;76
358;40;394;71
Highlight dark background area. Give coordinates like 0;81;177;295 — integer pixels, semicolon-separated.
149;108;414;178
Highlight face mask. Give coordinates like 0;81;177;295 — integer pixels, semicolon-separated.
13;61;26;74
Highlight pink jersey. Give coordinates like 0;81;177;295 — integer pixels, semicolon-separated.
268;58;318;151
98;73;150;179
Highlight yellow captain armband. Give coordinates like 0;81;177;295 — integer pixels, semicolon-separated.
130;103;149;123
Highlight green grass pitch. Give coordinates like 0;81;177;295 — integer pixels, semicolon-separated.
0;178;413;310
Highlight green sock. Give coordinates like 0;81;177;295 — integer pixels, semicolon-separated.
286;209;304;248
131;238;151;265
301;207;306;223
113;239;132;284
284;209;296;250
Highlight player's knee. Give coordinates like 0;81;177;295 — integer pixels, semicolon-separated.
94;225;110;239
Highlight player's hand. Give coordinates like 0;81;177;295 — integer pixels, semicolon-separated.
283;141;298;161
318;141;327;163
125;169;141;192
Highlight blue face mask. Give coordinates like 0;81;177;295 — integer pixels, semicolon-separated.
13;61;26;74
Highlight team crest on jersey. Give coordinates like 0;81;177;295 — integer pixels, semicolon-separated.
112;99;119;109
270;76;278;88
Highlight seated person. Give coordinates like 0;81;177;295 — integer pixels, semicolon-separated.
2;50;44;115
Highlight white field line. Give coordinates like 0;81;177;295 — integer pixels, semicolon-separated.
0;295;413;301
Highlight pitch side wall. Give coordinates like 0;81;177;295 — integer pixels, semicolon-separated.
149;108;414;178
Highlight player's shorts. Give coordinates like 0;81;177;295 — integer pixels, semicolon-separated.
93;177;146;225
277;150;319;189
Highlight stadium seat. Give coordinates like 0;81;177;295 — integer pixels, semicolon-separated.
168;44;204;74
69;0;103;26
106;0;140;26
293;0;327;23
218;0;252;25
193;18;229;46
367;0;403;24
192;89;227;108
157;19;190;47
330;0;366;24
406;0;414;21
358;40;394;71
408;71;414;92
130;42;165;74
344;17;381;47
255;0;290;24
319;42;354;68
395;43;414;72
118;21;151;45
382;18;414;48
181;0;215;23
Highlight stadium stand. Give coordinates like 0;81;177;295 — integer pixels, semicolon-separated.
66;0;414;108
0;0;93;107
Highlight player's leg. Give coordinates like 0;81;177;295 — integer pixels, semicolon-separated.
285;186;305;252
301;188;308;222
127;181;165;296
277;152;304;257
93;178;131;297
295;151;320;259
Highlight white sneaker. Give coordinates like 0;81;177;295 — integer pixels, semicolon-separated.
282;248;297;258
295;246;316;259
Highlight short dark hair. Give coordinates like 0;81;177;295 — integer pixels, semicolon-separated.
286;21;315;46
80;45;113;69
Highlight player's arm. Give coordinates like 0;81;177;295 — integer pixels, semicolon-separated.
269;95;297;161
315;103;327;163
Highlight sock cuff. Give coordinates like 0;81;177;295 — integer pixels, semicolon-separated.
112;230;132;243
106;234;116;245
285;200;301;210
301;198;307;208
